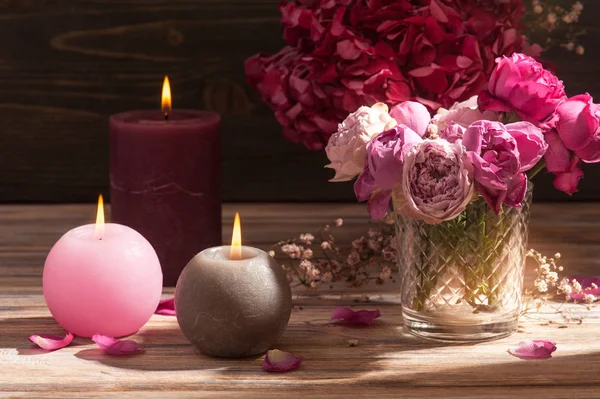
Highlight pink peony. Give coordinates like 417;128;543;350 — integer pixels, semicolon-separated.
325;103;396;182
394;139;475;224
478;53;566;125
354;124;423;219
555;94;600;163
439;122;467;143
542;93;600;194
461;120;547;213
366;125;422;191
390;101;431;137
544;129;584;195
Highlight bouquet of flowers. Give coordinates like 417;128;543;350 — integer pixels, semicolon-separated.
327;52;594;211
245;0;584;151
322;53;597;340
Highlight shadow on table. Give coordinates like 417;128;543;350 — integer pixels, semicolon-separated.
343;350;600;391
74;346;235;372
70;319;454;373
73;325;239;371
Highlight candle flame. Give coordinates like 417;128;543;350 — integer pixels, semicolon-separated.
230;212;242;260
161;76;172;119
95;194;105;240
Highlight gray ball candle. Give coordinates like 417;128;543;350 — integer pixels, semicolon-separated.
175;214;292;358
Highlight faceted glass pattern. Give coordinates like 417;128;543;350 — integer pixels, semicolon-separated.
394;190;531;342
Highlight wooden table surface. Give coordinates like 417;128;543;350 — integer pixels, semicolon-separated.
1;203;600;398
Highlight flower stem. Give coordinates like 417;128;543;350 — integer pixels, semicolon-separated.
528;159;546;180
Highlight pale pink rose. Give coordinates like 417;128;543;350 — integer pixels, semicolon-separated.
325;103;397;182
394;139;475;224
433;96;500;130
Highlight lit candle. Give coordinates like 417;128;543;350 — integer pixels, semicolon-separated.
175;213;292;358
110;76;221;287
43;195;163;338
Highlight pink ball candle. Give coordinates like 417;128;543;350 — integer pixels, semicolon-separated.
43;197;163;338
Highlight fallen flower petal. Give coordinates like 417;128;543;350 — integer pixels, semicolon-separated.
330;307;381;325
28;332;74;351
91;334;118;348
262;349;303;372
508;340;557;360
155;297;176;316
91;334;144;356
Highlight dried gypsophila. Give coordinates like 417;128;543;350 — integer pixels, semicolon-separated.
522;249;597;326
271;218;398;289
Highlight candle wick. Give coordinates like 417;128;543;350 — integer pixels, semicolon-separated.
164;113;169;121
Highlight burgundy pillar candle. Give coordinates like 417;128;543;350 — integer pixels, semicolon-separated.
109;78;221;286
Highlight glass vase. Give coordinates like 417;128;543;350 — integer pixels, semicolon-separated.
393;189;532;342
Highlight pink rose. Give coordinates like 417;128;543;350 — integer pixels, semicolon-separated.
394;139;475;224
553;158;584;195
354;124;423;219
354;165;397;220
555;94;600;163
478;53;566;125
366;125;423;191
505;121;549;171
462;120;547;213
544;129;585;195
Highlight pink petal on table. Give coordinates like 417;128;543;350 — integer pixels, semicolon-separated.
155;297;176;316
262;349;303;372
91;334;144;356
28;332;74;351
330;307;381;325
508;340;557;360
567;276;600;301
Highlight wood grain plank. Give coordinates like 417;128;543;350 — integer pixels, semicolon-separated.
2;387;600;399
0;202;599;291
0;292;599;398
0;203;600;290
1;203;600;397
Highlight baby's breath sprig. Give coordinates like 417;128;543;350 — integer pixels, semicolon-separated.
522;249;597;325
271;218;398;289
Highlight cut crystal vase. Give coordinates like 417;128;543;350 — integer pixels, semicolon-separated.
393;189;532;342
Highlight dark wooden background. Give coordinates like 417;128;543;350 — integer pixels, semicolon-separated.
0;0;599;203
